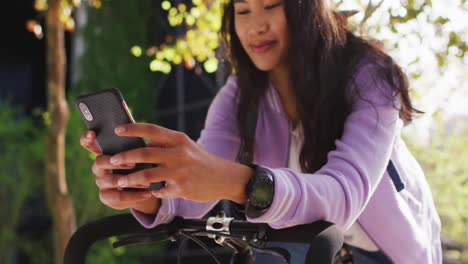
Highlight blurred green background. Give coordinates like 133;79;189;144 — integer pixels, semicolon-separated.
0;0;467;263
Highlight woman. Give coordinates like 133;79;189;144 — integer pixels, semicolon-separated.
80;0;442;263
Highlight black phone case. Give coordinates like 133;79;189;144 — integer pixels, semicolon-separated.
75;88;163;191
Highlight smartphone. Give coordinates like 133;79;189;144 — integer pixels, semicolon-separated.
75;88;164;191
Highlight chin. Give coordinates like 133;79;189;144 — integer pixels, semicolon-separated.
250;54;283;72
251;61;275;72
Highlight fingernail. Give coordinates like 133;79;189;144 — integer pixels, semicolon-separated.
115;126;126;134
151;191;160;197
110;156;121;165
86;131;93;139
118;178;127;187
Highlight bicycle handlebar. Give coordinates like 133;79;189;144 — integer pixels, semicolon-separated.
64;212;343;264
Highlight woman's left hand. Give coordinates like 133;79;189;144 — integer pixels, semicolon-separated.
110;123;252;204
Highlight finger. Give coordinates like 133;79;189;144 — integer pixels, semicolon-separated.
109;147;174;166
95;174;120;190
147;141;169;148
114;123;187;147
92;163;135;179
80;131;102;155
96;177;150;191
116;166;171;188
151;185;179;199
92;159;110;177
99;189;152;206
94;155;135;175
96;176;150;190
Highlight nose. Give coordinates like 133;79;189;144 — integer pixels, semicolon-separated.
248;19;269;36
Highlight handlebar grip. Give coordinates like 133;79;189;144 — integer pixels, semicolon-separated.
63;213;148;264
229;220;270;234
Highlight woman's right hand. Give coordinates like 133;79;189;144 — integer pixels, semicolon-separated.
80;130;161;215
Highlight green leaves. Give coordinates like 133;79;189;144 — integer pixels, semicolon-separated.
31;0;101;36
0;104;46;260
134;0;228;74
406;125;468;262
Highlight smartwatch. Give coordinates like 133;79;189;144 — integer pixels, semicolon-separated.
243;164;275;218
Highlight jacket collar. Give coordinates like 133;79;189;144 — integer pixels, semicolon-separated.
264;79;288;119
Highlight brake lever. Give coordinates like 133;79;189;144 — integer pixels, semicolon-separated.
113;218;181;248
113;233;176;248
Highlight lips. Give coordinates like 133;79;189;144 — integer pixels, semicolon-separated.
250;40;277;53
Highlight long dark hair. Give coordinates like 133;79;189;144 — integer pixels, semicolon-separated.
221;0;421;173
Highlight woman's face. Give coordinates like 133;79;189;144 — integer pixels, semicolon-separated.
234;0;288;72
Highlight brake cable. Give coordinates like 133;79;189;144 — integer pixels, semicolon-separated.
178;231;222;264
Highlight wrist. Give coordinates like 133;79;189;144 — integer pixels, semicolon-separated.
241;164;275;218
133;197;161;215
228;163;254;204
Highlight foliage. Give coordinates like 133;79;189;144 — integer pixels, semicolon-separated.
132;0;227;74
0;103;49;263
334;0;467;120
28;0;102;39
406;123;468;262
72;0;156;123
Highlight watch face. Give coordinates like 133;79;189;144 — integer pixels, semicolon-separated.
251;177;274;208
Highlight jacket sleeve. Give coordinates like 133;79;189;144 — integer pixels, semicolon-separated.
246;62;401;231
131;75;242;228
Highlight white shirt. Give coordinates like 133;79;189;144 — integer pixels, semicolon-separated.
287;122;379;252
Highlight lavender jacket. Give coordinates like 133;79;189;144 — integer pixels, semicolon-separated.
132;63;442;263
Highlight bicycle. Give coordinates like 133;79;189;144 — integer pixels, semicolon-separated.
63;211;344;264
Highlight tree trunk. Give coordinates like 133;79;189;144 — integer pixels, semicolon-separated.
46;0;77;263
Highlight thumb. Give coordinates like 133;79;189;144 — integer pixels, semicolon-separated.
115;123;182;147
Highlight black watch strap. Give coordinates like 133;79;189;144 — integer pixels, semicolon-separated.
238;163;275;219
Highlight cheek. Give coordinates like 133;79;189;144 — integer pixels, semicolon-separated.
234;24;246;46
280;27;289;54
276;15;288;46
274;18;289;55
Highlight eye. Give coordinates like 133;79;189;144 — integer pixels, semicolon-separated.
265;2;282;10
236;9;250;15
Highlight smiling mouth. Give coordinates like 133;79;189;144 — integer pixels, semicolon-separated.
250;40;276;53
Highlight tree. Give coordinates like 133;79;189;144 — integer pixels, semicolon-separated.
44;1;76;263
32;1;101;262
